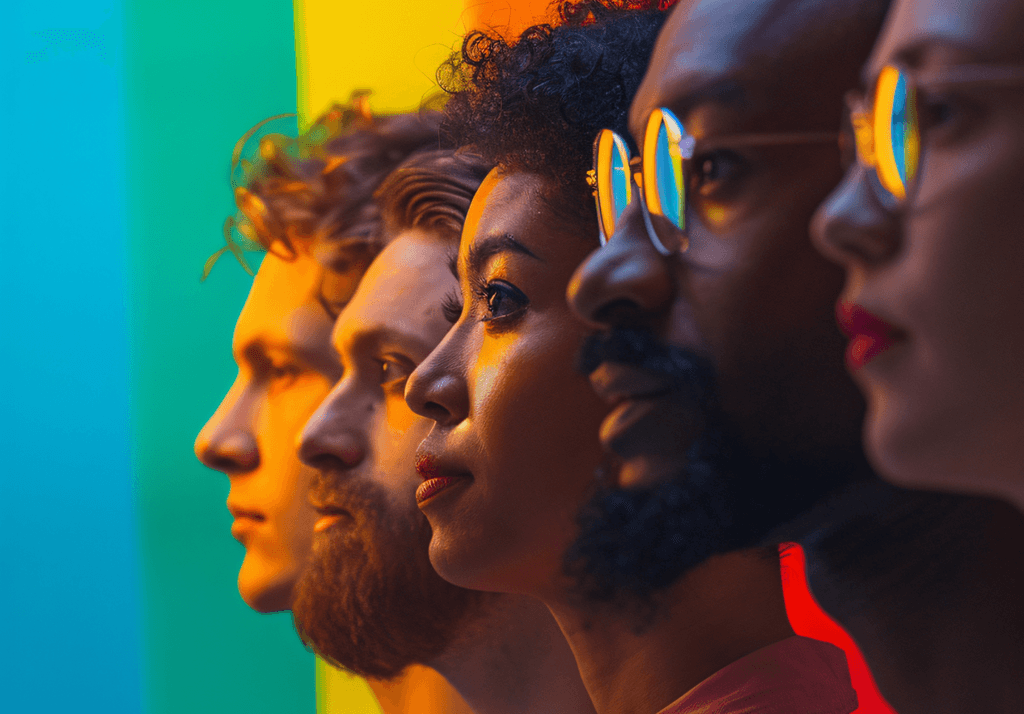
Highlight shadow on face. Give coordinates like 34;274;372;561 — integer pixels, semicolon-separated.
812;0;1024;511
292;229;488;678
562;0;891;601
194;251;342;613
405;170;610;599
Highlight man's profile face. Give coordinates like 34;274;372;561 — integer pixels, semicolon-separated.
292;228;485;680
565;0;872;599
194;250;342;613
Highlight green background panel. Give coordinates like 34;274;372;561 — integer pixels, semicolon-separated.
124;1;311;711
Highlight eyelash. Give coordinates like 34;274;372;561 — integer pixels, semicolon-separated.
266;362;302;390
441;289;463;324
688;149;746;197
376;356;414;389
471;275;529;324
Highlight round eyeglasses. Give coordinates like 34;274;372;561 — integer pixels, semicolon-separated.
590;107;839;253
851;62;1024;209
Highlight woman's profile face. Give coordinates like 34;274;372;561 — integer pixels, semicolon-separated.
812;0;1024;510
405;170;610;596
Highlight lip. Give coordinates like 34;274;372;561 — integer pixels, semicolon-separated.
309;491;353;534
587;362;674;406
414;448;472;507
586;362;689;457
415;476;467;505
836;301;900;370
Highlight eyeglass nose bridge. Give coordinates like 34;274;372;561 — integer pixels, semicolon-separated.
626;155;684;256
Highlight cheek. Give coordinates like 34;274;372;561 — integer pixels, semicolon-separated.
377;403;432;499
902;129;1024;393
472;319;608;495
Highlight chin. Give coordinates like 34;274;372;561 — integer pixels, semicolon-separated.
237;561;296;614
427;529;542;596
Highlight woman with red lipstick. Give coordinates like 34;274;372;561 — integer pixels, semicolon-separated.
813;0;1024;514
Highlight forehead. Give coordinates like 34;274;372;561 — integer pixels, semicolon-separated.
234;252;328;345
631;0;775;133
464;170;548;243
870;0;1024;72
336;229;455;341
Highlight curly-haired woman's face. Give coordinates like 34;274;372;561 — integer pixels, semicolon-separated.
405;170;610;597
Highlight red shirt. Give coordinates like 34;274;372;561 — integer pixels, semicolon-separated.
656;636;858;714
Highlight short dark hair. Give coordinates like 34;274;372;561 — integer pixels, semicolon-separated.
438;1;669;224
374;149;493;244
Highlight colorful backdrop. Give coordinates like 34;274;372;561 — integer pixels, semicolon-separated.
3;1;892;712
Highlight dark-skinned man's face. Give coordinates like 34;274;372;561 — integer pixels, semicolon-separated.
566;0;884;602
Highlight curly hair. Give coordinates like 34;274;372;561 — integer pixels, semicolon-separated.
438;0;670;223
374;148;492;244
239;106;441;253
202;99;444;283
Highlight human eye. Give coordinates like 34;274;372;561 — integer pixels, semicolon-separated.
376;354;415;390
266;360;303;391
472;277;529;324
916;89;962;136
687;148;748;198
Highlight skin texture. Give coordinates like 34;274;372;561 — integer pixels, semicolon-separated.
812;0;1024;513
406;170;611;598
406;170;797;714
194;250;342;613
568;0;872;491
299;228;596;714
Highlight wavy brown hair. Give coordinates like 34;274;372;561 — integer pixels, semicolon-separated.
204;97;442;280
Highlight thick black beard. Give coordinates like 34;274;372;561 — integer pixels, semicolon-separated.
292;478;486;680
565;327;856;616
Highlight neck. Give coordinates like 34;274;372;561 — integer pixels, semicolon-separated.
802;481;1024;714
430;594;596;714
543;549;795;714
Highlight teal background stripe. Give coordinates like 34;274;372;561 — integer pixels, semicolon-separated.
1;1;144;711
3;1;312;711
123;1;313;713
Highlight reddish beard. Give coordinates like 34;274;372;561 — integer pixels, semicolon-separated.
292;477;486;679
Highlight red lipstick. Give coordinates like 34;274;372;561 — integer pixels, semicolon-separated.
414;453;466;505
415;476;463;504
836;301;897;370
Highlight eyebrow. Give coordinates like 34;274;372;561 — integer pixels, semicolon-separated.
464;233;542;278
634;77;747;140
237;339;297;368
333;323;432;361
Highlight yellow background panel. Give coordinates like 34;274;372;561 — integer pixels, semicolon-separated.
295;0;468;124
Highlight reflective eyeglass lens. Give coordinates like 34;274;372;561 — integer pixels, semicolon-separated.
645;108;687;232
594;128;633;242
873;65;920;201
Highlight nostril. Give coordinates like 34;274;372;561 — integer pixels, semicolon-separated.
421;401;452;426
200;432;259;473
303;452;351;474
592;298;648;331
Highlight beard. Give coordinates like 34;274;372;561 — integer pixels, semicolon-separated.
565;327;862;617
292;474;487;680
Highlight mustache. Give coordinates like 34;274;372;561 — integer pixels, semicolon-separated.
309;464;353;509
578;327;719;408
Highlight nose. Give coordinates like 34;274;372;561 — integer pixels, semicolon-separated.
195;377;260;473
812;164;902;268
405;330;469;428
567;198;674;329
297;378;367;473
